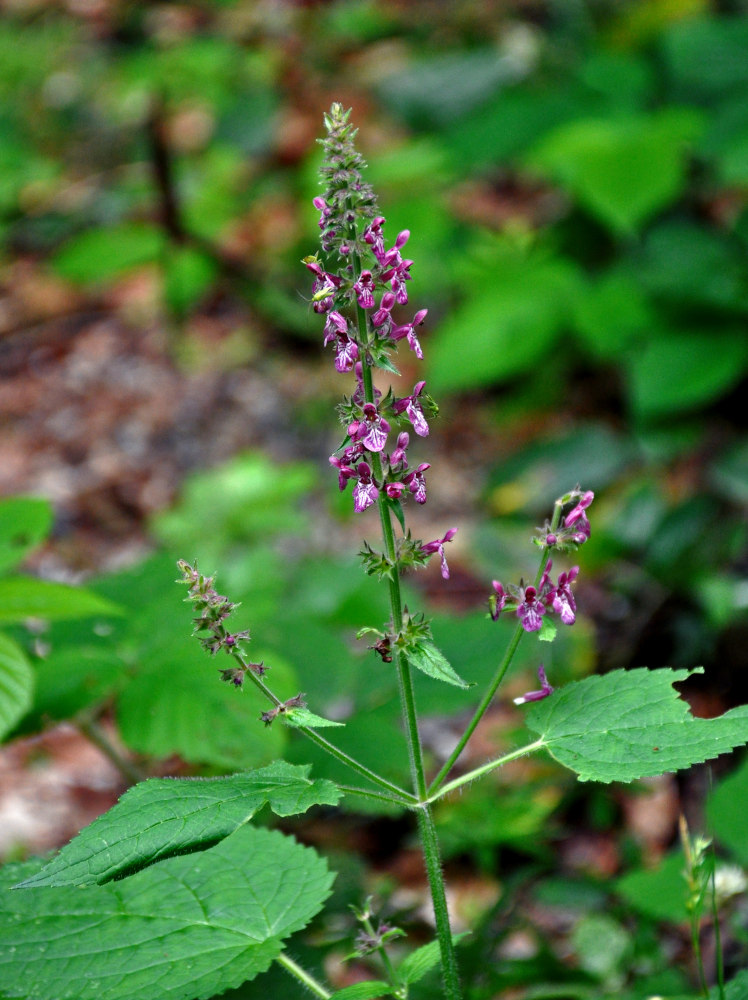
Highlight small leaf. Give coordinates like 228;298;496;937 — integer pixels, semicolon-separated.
17;762;341;888
285;707;345;729
1;826;334;1000
407;641;471;689
397;933;469;985
0;632;34;741
538;618;557;643
0;497;53;573
0;577;122;623
329;982;392;1000
526;667;748;783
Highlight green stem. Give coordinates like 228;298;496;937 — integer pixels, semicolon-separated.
416;806;462;999
425;739;546;804
357;344;461;1000
428;503;563;796
276;952;331;999
360;913;401;991
235;652;416;803
337;784;415;808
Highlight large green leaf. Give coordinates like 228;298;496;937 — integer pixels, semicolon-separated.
1;826;333;1000
0;577;122;623
525;668;748;783
0;497;53;574
17;762;341;888
0;631;33;741
526;110;703;233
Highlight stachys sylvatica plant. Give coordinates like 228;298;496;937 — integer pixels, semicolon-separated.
3;104;748;1000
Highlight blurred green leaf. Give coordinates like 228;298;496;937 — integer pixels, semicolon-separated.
627;329;748;420
164;244;218;315
0;577;122;623
526;110;703;233
707;754;748;867
663;16;748;99
0;497;53;574
615;849;688;923
428;244;581;394
571;913;631;981
51;223;165;286
0;632;33;742
634;221;748;313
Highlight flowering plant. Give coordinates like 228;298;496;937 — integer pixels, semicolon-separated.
3;104;748;1000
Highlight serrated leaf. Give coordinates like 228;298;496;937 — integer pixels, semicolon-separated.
0;577;122;623
1;826;333;1000
398;933;469;985
0;497;53;573
525;667;748;783
407;641;470;689
0;631;34;740
329;982;392;1000
17;762;341;888
285;707;345;729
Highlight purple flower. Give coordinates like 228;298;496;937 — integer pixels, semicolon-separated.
388;431;410;469
403;462;430;504
420;527;458;579
372;291;396;330
353;270;376;309
353;462;379;512
385;481;406;500
393;380;429;437
329;454;357;491
490;581;507;621
312;196;332;229
513;665;554;706
552;566;579;624
323;311;359;372
516;584;545;632
350;402;390;453
391;308;427;360
363;216;386;259
564;490;594;543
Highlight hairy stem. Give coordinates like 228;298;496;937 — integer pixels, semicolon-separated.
276;952;331;999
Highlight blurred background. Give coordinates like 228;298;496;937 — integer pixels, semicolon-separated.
1;0;748;996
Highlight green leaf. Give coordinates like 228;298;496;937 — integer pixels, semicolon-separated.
406;641;470;689
627;329;748;420
0;631;33;741
51;223;165;286
399;934;469;985
1;826;333;1000
16;762;341;888
615;849;689;923
711;968;748;1000
329;983;392;1000
0;497;53;573
525;667;748;783
164;245;218;316
707;754;748;867
428;248;580;394
285;707;345;729
527;110;703;233
0;577;122;623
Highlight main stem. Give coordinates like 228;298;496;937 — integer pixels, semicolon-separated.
357;299;462;1000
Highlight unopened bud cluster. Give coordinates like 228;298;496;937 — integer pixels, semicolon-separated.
176;560;264;687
